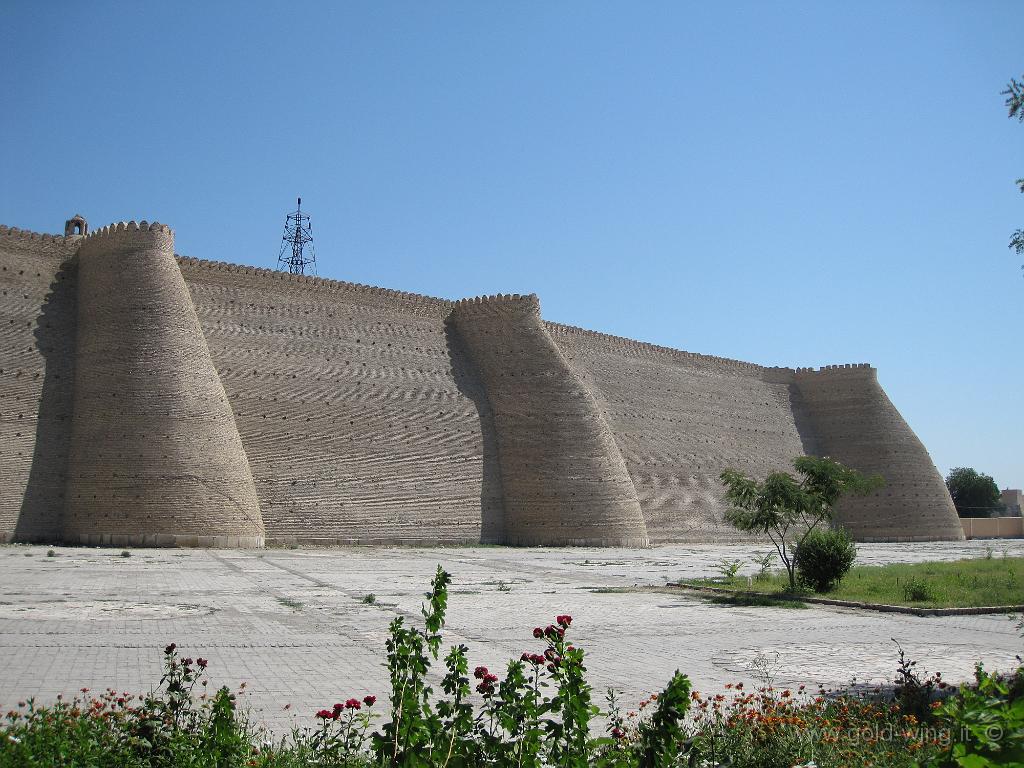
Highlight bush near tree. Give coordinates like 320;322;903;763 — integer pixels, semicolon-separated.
794;528;857;593
720;456;883;592
945;467;1006;518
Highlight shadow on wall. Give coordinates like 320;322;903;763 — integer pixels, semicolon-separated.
16;259;78;542
788;382;822;460
444;323;505;543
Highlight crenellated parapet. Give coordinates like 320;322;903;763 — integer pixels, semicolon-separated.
793;363;874;375
446;293;649;546
0;223;82;260
64;220;265;547
449;292;540;315
794;361;962;541
176;254;454;317
547;320;792;377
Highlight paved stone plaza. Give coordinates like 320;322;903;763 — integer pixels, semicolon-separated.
1;541;1021;733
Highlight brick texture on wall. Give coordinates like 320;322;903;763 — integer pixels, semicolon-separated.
547;323;816;543
448;294;649;546
0;217;965;546
176;258;499;544
794;365;964;541
0;227;79;543
63;223;265;548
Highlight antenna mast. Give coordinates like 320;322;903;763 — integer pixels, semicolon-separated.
276;197;316;275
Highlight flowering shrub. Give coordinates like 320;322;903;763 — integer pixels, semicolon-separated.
370;567;615;768
928;664;1024;767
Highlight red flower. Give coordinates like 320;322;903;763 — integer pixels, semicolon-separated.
545;625;565;639
474;666;489;680
316;709;333;719
611;726;625;739
533;627;543;639
165;643;176;655
521;652;531;662
531;654;545;665
556;615;572;628
345;698;361;710
363;695;376;707
197;658;208;670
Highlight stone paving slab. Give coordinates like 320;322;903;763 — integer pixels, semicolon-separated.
0;540;1021;734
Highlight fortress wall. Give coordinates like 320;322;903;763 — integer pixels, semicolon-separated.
0;228;79;543
793;365;964;541
546;324;813;543
448;295;649;546
64;223;264;547
177;259;500;544
1;217;965;548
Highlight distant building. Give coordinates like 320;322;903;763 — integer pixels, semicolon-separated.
1001;489;1023;517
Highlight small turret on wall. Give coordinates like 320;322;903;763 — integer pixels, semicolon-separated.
64;215;87;238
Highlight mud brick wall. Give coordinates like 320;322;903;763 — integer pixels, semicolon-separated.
448;295;649;546
177;259;500;544
63;223;264;547
0;227;79;543
547;324;817;543
0;216;964;546
794;364;964;541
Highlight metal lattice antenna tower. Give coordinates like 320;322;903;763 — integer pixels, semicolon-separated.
276;197;316;275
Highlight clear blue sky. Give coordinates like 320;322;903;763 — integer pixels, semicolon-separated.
2;2;1020;491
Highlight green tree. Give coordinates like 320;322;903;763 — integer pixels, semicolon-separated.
1002;75;1024;261
720;456;883;592
945;467;1005;518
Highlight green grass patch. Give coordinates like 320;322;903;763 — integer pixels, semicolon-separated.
275;596;304;611
679;556;1024;609
705;593;807;609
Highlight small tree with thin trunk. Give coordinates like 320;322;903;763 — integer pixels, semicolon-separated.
720;456;884;592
